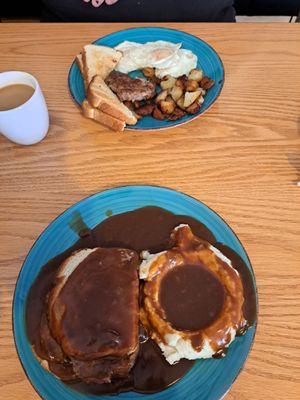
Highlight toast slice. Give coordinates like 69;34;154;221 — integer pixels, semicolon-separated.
76;53;84;75
76;53;88;89
87;76;137;125
82;99;125;132
82;45;122;85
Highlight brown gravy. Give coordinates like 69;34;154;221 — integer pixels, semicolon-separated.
53;248;139;360
26;206;257;394
160;264;225;331
0;84;34;111
213;243;257;326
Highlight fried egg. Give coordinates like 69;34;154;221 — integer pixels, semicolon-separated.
115;41;142;73
155;49;197;78
114;41;196;77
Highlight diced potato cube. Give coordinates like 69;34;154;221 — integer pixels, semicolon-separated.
156;90;168;103
186;101;201;115
160;100;176;115
176;96;186;110
153;106;165;120
188;69;203;82
197;96;205;105
175;76;188;90
186;80;199;92
183;90;202;108
166;95;175;104
170;86;183;102
160;75;176;90
200;77;215;90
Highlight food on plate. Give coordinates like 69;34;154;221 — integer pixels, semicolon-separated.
108;67;213;123
168;107;187;121
152;106;165;120
149;72;212;120
114;41;197;79
75;53;86;88
175;75;188;90
186;79;199;92
113;41;143;74
82;44;122;86
155;49;197;79
199;76;215;90
26;206;256;395
134;103;156;117
142;67;156;79
170;85;183;102
160;75;176;90
140;224;247;364
155;89;168;103
185;101;201;115
183;90;202;108
76;44;137;131
87;76;137;125
188;68;203;82
114;41;181;75
82;99;126;132
176;96;185;110
39;247;139;384
159;97;176;115
75;40;215;130
105;71;156;102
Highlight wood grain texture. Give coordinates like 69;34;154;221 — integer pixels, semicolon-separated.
0;23;300;400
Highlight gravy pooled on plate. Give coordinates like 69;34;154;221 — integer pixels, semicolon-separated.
26;206;257;394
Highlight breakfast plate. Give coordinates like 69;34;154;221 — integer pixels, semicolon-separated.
68;27;224;130
13;185;257;400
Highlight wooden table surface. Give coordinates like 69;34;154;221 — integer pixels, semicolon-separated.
0;23;300;400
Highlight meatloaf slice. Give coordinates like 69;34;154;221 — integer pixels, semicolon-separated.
70;349;138;384
47;247;140;383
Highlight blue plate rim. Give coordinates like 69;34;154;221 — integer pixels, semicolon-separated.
12;184;258;400
67;26;225;131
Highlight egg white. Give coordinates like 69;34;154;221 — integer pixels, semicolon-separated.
115;40;185;74
115;41;142;73
155;49;198;78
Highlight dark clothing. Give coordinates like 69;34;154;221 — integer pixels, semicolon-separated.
235;0;299;16
41;0;236;22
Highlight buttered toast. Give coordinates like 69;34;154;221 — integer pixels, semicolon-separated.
82;45;122;85
76;44;137;131
82;99;126;132
87;76;137;125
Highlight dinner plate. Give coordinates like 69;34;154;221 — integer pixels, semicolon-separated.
68;27;224;130
13;185;257;400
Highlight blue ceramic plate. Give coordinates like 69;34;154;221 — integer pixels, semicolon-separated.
68;27;224;130
13;185;257;400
